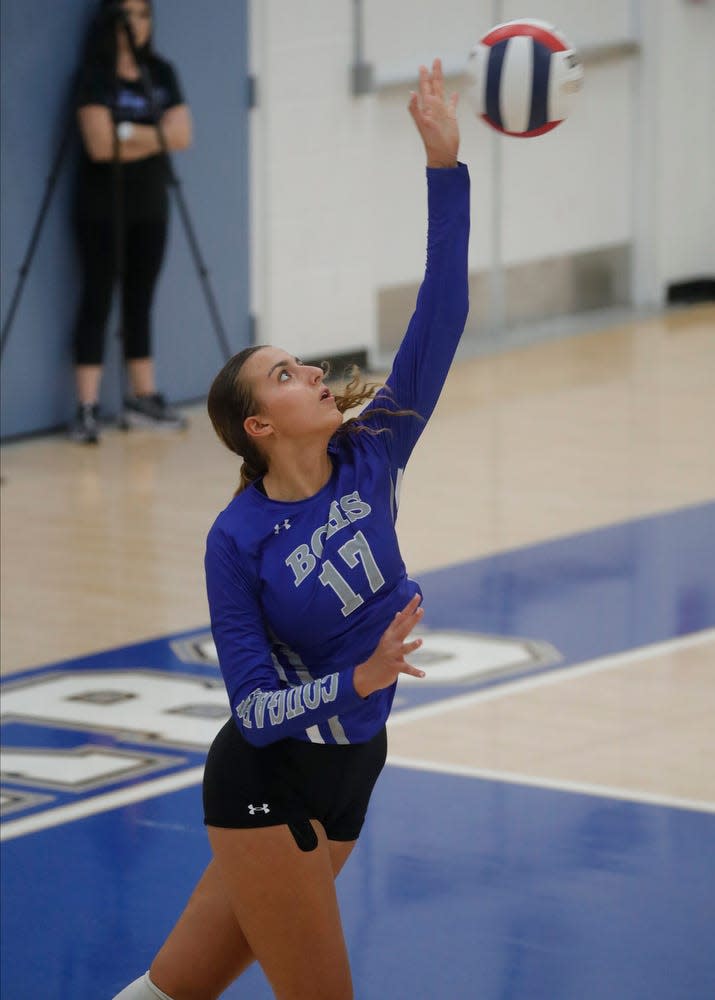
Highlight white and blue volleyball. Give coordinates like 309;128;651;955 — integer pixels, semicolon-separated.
466;19;583;137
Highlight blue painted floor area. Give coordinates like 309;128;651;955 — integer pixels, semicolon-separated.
2;502;715;998
2;766;714;999
350;769;715;1000
414;500;715;704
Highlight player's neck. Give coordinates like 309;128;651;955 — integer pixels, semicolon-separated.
262;449;333;502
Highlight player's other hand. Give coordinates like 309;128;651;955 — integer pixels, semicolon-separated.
353;593;426;698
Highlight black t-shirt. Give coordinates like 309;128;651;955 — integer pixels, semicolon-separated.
75;55;185;221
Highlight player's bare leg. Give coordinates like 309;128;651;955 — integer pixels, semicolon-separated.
143;835;354;1000
148;858;252;999
206;821;355;1000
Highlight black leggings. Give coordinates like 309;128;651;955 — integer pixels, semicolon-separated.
72;215;168;365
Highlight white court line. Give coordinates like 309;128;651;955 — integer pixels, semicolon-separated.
0;766;205;842
2;630;713;840
386;628;715;815
388;628;715;728
386;755;715;815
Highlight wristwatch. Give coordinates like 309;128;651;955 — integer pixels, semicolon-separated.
116;121;135;142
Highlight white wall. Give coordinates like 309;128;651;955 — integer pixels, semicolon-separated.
249;0;715;360
651;0;715;287
249;1;376;359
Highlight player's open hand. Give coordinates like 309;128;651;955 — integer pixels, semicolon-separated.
408;58;460;169
353;594;426;698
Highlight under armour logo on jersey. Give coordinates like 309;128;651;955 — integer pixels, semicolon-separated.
248;803;270;815
273;519;291;534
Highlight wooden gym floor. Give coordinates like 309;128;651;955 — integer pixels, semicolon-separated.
1;303;714;999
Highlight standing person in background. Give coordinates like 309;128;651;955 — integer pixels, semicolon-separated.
112;59;467;1000
69;0;192;444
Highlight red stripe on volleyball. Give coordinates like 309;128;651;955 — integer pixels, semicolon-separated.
481;114;562;138
481;22;567;53
511;120;562;138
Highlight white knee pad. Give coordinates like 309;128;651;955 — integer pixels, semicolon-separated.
112;971;173;1000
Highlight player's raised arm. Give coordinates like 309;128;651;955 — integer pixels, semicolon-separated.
358;60;469;471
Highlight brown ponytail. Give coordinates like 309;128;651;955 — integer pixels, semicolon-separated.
207;347;268;495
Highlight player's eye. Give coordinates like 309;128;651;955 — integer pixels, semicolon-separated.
278;369;291;382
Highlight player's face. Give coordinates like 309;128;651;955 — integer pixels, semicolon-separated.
241;346;341;441
119;1;152;49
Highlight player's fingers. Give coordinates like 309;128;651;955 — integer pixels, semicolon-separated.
384;595;422;636
408;90;422;124
392;595;423;629
384;608;421;648
418;64;431;105
392;609;424;645
396;593;422;617
400;662;426;679
432;57;444;101
402;638;423;656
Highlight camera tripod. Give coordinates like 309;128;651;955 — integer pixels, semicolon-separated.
0;4;233;398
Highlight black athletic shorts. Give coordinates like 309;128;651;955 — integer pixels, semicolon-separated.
203;718;387;848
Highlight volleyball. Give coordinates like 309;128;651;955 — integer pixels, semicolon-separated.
465;19;583;137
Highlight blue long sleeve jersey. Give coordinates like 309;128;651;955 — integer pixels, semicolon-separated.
205;163;470;747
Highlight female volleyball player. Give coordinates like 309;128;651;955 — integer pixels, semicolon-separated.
114;57;468;1000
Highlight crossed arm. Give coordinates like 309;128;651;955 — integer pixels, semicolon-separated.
77;102;192;162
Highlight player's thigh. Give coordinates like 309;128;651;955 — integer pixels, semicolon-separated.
149;859;253;1000
208;821;353;1000
147;844;354;1000
328;837;356;877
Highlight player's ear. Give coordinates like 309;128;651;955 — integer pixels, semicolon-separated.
243;414;273;440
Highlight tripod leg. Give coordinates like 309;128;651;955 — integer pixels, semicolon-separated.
0;119;75;360
109;122;132;430
170;181;234;363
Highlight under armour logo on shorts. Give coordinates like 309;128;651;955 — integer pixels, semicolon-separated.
248;803;270;815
